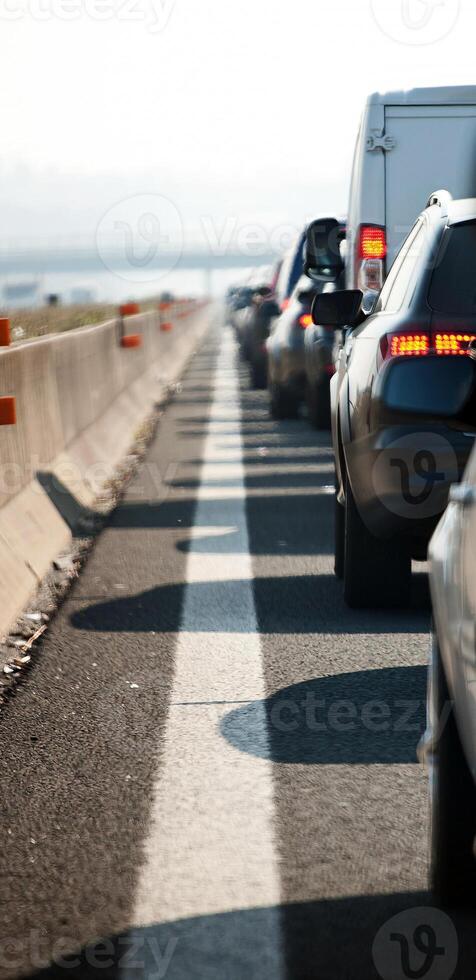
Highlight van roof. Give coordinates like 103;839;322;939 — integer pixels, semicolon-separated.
368;86;476;106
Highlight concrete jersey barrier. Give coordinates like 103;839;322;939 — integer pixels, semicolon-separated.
0;302;211;638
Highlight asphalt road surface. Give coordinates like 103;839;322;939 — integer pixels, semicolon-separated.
0;308;475;979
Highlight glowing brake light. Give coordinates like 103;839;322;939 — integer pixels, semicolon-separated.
381;330;476;360
434;333;476;355
299;314;313;329
390;334;430;357
358;225;387;261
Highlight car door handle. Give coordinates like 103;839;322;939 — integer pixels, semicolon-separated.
449;483;476;506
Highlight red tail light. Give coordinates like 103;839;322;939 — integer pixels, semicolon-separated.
381;330;476;360
389;333;430;357
435;332;476;355
299;314;313;329
358;225;387;261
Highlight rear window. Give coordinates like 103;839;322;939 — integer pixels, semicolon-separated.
429;221;476;314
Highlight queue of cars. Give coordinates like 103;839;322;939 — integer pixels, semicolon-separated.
227;84;476;908
227;218;346;425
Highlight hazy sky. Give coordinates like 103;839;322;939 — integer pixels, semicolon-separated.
2;0;476;244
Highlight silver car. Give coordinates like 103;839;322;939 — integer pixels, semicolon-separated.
421;440;476;906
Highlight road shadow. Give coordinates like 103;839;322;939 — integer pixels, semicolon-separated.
221;666;427;765
180;425;309;437
168;471;333;491
177;415;268;424
70;574;430;635
185;452;335;467
36;473;97;535
109;495;335;556
21;893;476;980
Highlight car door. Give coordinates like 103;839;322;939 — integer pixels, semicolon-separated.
459;450;476;773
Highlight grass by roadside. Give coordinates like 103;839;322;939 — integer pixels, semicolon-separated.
5;298;161;341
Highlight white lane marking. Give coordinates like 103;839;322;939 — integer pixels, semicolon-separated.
130;330;284;970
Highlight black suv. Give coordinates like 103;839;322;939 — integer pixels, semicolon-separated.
313;191;476;608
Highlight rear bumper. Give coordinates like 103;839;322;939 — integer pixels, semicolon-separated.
345;424;475;542
267;336;306;395
248;341;268;368
304;330;335;385
278;346;306;391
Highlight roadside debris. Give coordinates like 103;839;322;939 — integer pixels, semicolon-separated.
53;555;76;573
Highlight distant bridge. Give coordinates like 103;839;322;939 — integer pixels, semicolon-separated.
0;246;279;275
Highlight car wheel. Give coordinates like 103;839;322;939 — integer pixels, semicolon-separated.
431;636;476;907
334;489;344;579
307;378;331;430
250;359;267;390
343;476;411;608
269;383;298;420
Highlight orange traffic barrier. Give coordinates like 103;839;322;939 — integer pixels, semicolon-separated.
119;302;140;317
121;334;142;349
0;397;16;425
0;319;11;347
159;299;173;331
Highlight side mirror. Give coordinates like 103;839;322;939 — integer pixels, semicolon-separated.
304;218;345;282
361;289;379;316
312;289;363;328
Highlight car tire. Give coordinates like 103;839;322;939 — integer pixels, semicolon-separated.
343;476;411;608
250;359;267;390
307;378;331;430
334;489;345;579
431;636;476;907
269;383;299;420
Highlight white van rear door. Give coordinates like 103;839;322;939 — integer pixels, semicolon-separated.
385;104;476;265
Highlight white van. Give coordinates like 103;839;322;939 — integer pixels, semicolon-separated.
346;86;476;291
